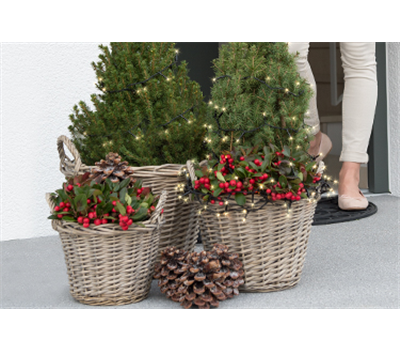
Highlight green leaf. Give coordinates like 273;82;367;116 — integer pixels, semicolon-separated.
62;216;76;222
298;172;303;181
56;189;67;202
195;170;204;179
116;201;126;215
120;187;128;205
133;207;149;222
217;163;225;171
126;193;132;205
234;168;246;178
235;193;246;206
278;175;288;188
212;187;223;197
119;177;131;190
283;145;291;157
75;194;87;212
216;172;225;182
47;215;58;220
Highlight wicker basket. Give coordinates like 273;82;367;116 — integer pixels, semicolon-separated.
46;190;167;306
57;135;198;261
187;160;321;293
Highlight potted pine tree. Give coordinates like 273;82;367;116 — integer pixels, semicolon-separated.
184;42;325;292
59;42;207;259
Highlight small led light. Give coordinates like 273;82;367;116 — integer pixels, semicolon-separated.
242;218;246;222
243;209;247;214
216;213;220;217
223;212;228;216
225;201;228;205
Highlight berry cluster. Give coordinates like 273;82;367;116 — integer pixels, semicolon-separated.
192;144;320;206
49;173;160;230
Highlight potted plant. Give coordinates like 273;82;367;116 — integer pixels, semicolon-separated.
47;153;167;306
58;42;208;259
182;42;326;292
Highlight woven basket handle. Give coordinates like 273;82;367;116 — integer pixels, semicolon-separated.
149;190;168;225
46;192;56;212
57;135;83;177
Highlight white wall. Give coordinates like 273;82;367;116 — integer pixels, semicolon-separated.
1;43;105;241
387;42;400;197
1;42;399;242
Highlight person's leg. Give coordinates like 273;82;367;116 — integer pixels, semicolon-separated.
288;42;322;156
338;42;377;202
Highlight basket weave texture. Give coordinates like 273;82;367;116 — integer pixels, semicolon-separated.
187;160;320;293
57;135;198;260
46;191;167;306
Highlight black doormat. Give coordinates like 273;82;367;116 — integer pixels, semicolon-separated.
312;196;377;225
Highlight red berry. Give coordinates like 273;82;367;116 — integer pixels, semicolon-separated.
226;188;232;193
112;201;117;206
210;200;215;204
76;183;81;187
161;209;164;214
296;196;301;201
67;184;73;191
195;180;200;186
127;219;133;226
77;216;84;224
150;206;155;211
59;202;65;208
54;206;60;212
204;178;210;184
224;182;229;188
219;201;224;206
228;158;234;164
249;179;255;184
88;212;94;219
63;208;69;212
121;225;128;231
266;189;271;194
65;202;71;208
87;199;91;204
112;208;117;213
94;219;101;226
276;194;282;200
219;183;225;189
240;156;245;161
204;184;210;190
229;180;236;187
199;178;205;184
83;218;90;223
83;223;90;228
57;214;63;219
137;189;142;195
236;181;242;188
226;154;231;159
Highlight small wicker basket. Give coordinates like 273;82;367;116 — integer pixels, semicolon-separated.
187;160;321;293
57;135;198;261
46;190;167;306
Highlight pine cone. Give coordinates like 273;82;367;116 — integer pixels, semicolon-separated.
154;244;244;309
89;152;135;185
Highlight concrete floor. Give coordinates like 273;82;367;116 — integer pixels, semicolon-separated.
1;194;399;309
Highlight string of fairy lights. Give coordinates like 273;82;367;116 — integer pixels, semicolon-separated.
175;165;334;221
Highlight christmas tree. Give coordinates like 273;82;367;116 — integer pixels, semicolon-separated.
204;42;313;158
68;42;207;167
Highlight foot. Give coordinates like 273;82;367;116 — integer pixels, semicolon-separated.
307;131;322;157
338;162;363;198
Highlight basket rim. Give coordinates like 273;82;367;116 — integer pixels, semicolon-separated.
53;216;162;236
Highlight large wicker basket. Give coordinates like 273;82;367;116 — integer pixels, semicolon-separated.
57;135;198;261
187;160;321;293
46;190;167;306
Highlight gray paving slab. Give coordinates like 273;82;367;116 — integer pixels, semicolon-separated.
1;195;399;309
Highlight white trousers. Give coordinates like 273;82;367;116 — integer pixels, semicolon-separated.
288;42;377;164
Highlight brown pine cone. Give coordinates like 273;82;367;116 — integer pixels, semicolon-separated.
154;244;244;309
89;152;135;185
